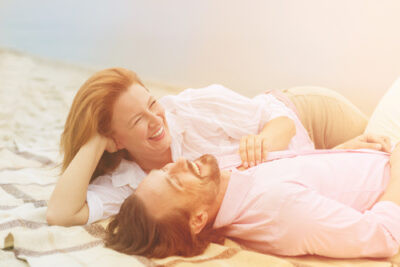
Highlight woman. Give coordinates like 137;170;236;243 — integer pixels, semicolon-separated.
46;67;371;226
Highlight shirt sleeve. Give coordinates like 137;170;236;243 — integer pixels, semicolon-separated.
160;84;313;153
164;84;297;138
252;93;298;130
86;176;133;224
276;182;400;258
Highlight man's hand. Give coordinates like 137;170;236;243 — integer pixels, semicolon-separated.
239;133;269;168
334;133;391;152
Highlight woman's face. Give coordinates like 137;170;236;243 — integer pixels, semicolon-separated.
110;83;172;160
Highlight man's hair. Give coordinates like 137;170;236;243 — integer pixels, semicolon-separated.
104;194;224;258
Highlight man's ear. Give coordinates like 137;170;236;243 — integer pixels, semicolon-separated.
189;209;209;235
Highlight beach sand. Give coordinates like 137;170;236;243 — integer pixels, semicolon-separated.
0;48;180;165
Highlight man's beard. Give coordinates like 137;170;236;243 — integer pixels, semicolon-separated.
197;154;221;186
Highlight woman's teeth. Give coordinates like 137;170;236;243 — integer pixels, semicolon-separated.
150;126;164;139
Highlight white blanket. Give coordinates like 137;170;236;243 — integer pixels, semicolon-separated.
3;47;400;267
0;48;175;267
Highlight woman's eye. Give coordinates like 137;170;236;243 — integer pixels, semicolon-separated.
150;100;157;108
134;117;142;125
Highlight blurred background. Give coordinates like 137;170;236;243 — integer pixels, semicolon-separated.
1;0;400;115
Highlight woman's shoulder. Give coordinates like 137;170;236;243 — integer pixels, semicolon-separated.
160;84;239;102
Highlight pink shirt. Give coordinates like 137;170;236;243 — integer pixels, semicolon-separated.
214;149;400;258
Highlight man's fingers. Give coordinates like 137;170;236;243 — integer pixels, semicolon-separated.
381;136;392;153
239;136;248;168
366;134;392;152
394;141;400;150
357;141;382;151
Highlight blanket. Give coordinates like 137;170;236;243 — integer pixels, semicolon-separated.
1;48;400;267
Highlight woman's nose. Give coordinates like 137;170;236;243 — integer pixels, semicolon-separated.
147;111;160;126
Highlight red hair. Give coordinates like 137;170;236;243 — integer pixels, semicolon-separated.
105;194;224;258
60;68;144;181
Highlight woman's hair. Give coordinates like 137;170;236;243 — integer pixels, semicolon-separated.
61;68;144;182
104;194;224;258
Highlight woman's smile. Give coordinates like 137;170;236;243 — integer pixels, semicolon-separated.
149;126;165;140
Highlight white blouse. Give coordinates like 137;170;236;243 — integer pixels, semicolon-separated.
86;84;313;223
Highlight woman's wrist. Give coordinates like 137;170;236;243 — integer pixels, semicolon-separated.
73;134;109;169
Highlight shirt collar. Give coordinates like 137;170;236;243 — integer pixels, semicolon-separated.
110;158;146;188
165;110;184;161
213;170;254;228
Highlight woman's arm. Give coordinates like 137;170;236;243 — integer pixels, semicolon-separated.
239;116;295;168
46;134;109;226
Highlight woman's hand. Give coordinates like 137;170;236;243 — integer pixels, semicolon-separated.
334;133;391;152
91;133;118;153
240;133;269;168
239;116;296;168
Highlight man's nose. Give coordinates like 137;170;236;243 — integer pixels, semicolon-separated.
163;162;174;170
176;158;186;165
172;158;188;169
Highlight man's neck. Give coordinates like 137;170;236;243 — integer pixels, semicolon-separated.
208;170;231;221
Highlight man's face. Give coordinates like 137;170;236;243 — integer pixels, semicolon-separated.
135;154;221;217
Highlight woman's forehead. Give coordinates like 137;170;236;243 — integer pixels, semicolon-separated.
114;86;150;113
111;85;152;128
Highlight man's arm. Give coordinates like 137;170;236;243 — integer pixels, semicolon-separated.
333;133;391;152
272;183;400;258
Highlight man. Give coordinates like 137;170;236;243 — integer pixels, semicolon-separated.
104;134;400;259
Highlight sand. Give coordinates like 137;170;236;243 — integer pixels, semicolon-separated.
0;48;180;165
